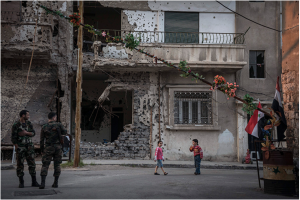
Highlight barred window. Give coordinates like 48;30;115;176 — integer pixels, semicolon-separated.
174;91;212;125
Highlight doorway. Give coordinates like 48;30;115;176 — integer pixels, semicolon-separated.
111;112;124;142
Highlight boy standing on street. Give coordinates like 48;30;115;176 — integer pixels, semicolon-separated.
154;140;168;175
189;139;203;175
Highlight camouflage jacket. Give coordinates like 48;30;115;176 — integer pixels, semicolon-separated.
11;120;35;147
40;121;67;151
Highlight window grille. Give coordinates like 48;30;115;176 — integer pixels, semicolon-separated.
174;91;212;125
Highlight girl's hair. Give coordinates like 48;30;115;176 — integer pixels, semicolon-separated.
158;140;163;144
192;139;198;145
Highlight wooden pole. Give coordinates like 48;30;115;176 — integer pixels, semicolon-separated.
74;1;83;167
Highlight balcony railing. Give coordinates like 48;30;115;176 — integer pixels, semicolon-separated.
91;29;245;45
1;11;52;23
81;29;245;53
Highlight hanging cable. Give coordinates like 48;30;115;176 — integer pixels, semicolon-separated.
216;1;282;32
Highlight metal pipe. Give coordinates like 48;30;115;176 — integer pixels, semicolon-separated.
150;106;153;159
255;140;261;188
158;71;161;140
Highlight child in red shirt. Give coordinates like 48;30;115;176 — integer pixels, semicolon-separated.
154;140;168;175
189;139;203;175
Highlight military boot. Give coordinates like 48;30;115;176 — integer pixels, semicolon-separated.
19;176;24;188
39;176;46;189
52;176;59;188
31;176;40;187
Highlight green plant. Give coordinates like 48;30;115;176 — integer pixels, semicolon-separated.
242;94;257;116
84;24;95;34
124;34;140;50
177;60;204;82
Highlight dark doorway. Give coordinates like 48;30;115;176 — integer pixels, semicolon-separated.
111;113;124;142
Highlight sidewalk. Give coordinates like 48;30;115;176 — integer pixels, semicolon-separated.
1;159;263;170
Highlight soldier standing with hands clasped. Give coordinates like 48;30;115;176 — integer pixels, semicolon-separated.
11;110;40;188
39;112;66;189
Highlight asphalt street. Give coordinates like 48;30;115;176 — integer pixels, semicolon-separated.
1;165;297;199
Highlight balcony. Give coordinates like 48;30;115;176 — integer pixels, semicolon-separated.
1;11;53;59
80;30;247;72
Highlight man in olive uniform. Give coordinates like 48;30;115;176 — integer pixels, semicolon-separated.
39;112;67;189
11;110;40;188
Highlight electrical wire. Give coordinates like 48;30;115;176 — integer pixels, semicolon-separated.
283;24;299;32
216;0;282;32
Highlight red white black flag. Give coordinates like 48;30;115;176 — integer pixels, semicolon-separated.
245;102;264;138
271;76;287;141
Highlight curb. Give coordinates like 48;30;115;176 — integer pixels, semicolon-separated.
1;165;14;170
118;163;263;170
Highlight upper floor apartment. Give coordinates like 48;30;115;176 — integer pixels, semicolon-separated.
1;1;73;61
3;1;280;73
75;1;248;72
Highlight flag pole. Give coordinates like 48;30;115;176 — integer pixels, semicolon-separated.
255;141;261;188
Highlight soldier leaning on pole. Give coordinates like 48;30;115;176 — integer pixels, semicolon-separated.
11;110;40;188
39;112;66;189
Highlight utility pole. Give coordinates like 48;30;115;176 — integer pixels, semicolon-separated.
74;1;83;167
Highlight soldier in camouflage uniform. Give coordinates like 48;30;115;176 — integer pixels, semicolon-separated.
39;112;67;189
11;110;40;188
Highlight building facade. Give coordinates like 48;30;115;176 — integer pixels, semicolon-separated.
1;1;283;162
281;1;299;192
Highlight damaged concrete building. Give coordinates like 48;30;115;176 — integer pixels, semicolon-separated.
1;1;283;162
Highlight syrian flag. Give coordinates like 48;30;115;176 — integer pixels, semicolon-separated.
245;102;265;138
271;76;287;141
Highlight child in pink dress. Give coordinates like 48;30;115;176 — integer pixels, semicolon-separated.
154;140;168;175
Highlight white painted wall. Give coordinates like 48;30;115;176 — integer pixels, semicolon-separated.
123;10;164;43
217;129;235;156
199;13;236;43
103;44;129;59
123;1;236;44
148;1;236;13
237;105;248;162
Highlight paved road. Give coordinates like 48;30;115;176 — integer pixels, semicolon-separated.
1;165;297;199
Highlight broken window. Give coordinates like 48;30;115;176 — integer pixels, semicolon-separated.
249;50;265;78
165;12;199;43
174;91;212;125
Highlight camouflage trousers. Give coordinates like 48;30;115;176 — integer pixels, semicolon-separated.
41;144;62;177
16;145;36;177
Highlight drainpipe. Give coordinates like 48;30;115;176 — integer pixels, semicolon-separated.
150;106;153;159
158;71;161;140
156;10;159;43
